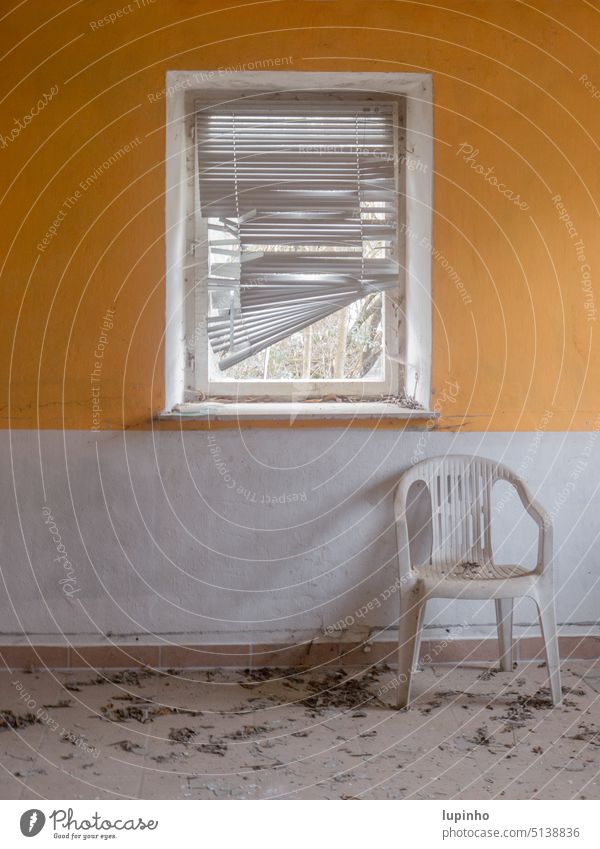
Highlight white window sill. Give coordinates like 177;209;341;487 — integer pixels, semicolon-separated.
159;402;435;422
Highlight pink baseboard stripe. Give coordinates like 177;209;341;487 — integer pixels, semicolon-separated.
0;636;598;670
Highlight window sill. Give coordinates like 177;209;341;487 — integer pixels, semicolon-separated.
159;402;435;422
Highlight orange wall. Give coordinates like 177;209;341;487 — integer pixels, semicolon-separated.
1;0;598;431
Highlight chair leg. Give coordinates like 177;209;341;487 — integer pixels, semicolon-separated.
396;589;425;709
535;584;562;706
413;601;427;670
495;598;514;672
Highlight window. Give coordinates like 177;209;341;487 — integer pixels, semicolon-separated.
164;73;433;416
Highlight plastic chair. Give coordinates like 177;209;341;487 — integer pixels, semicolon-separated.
393;455;561;708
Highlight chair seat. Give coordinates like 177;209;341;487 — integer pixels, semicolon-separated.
414;561;536;599
417;561;532;581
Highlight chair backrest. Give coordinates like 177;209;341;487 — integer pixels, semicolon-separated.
395;455;513;568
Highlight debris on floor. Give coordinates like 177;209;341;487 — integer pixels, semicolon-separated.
110;740;144;753
100;700;202;724
0;660;598;799
197;740;228;756
225;724;272;739
299;667;388;713
470;725;493;746
0;709;42;730
570;724;600;746
168;727;196;743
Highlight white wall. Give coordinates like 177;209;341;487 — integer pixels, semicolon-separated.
1;429;599;644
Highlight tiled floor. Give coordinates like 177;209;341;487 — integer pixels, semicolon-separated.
1;660;599;800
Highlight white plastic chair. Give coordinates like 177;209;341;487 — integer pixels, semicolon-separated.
394;455;561;708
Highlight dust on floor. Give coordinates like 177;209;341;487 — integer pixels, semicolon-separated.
1;660;599;799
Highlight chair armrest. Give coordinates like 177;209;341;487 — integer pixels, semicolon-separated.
512;477;553;574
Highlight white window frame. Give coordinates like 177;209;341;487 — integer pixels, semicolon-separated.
164;71;433;416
